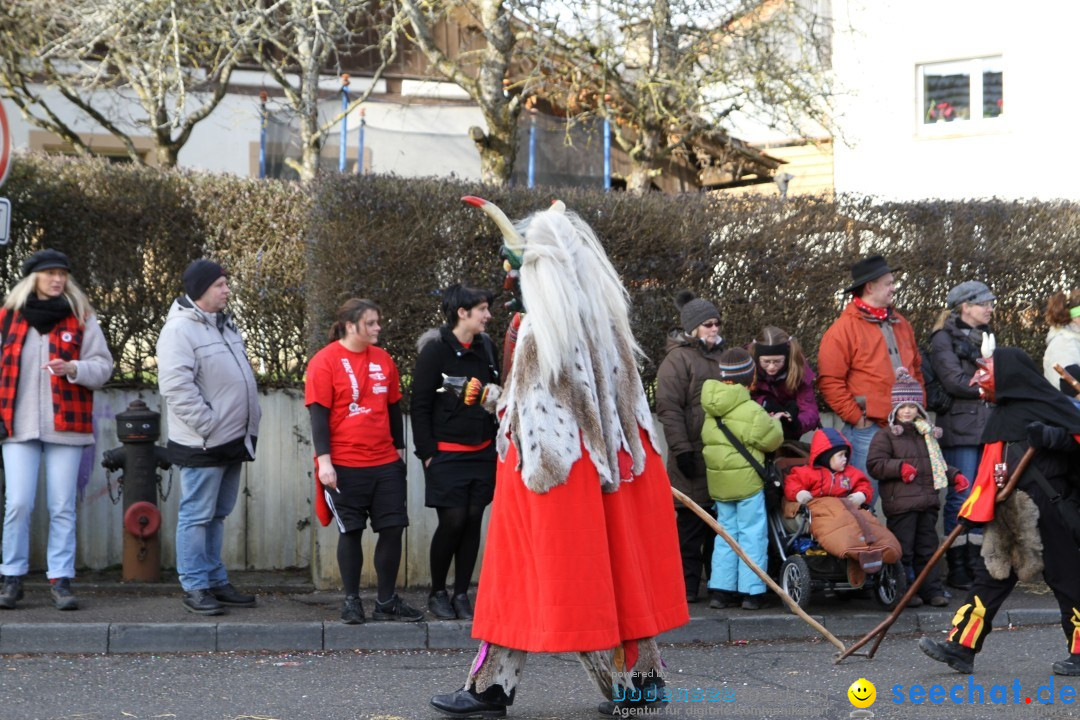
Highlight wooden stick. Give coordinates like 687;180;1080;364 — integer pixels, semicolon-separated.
1054;363;1080;398
834;446;1037;663
670;486;847;653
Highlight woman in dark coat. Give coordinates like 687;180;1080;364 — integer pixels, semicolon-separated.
655;291;724;604
411;284;500;620
929;281;995;589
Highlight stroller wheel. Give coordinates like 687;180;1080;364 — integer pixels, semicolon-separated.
780;556;812;612
875;561;907;609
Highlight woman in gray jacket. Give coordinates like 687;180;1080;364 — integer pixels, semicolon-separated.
928;280;994;590
0;250;113;611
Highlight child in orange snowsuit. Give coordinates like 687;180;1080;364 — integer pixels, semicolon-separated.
784;428;901;585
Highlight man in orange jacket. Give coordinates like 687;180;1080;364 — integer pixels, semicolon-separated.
818;255;924;501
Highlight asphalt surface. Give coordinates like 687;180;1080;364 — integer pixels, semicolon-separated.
1;625;1078;719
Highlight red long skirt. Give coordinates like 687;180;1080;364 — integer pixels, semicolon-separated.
471;427;689;652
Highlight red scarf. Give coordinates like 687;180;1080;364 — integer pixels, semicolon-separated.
0;309;93;435
853;296;891;322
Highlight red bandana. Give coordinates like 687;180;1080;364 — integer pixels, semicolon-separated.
854;296;890;322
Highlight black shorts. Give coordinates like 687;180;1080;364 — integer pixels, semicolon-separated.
326;460;409;533
424;446;496;508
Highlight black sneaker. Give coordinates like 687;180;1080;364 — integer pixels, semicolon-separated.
708;591;741;609
598;674;667;715
1053;654;1080;676
373;593;424;622
451;593;474;620
50;578;78;611
0;576;24;610
210;583;257;607
182;588;225;616
341;595;365;624
428;590;456;620
919;636;975;674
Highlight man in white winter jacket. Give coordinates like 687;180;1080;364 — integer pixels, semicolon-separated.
157;259;262;615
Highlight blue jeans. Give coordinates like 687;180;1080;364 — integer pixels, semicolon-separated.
708;491;767;596
1;441;84;579
176;463;242;591
841;423;881;504
942;445;982;536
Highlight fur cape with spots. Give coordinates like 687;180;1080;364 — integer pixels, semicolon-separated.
496;314;659;494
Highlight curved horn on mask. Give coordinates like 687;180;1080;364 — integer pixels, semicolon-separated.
462;196;525;256
549;199;566;214
981;332;996;359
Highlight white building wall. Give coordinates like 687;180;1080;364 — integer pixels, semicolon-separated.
830;0;1080;200
1;79;485;181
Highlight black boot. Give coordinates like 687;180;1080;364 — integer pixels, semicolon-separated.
966;539;987;582
919;637;975;674
945;547;973;590
1052;654;1080;676
430;684;514;719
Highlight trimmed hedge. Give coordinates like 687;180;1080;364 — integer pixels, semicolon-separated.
3;155;1077;404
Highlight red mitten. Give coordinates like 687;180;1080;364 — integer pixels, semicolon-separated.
900;463;917;484
953;473;970;493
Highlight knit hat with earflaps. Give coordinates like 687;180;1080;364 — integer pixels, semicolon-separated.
888;366;929;429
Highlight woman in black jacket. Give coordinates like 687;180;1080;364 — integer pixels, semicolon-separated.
411;284;501;620
929;281;994;589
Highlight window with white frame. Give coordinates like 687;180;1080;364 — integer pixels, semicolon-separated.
917;57;1003;128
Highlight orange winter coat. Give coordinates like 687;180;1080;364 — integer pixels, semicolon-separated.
818;301;924;426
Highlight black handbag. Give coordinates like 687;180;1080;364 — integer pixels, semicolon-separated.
714;417;783;511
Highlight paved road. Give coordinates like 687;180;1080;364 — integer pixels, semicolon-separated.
2;626;1077;720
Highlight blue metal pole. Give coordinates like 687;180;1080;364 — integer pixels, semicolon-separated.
339;76;349;173
258;91;267;179
603;116;611;191
527;112;537;188
357;108;365;175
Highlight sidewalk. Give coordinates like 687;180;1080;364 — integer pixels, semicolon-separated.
0;570;1063;655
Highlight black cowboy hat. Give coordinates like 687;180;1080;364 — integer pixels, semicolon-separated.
844;254;899;293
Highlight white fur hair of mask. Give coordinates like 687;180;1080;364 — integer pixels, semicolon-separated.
516;212;587;388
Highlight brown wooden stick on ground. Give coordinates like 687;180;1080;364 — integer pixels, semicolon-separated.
833;445;1036;663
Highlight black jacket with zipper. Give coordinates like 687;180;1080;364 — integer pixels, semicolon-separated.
410;326;500;461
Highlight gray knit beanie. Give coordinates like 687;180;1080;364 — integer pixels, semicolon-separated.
675;290;720;334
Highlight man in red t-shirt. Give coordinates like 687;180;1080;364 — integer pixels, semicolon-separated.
305;298;422;625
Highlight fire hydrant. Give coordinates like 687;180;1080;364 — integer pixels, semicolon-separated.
101;400;171;582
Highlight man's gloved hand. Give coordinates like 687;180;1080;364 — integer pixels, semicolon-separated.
795;490;813;505
676;452;698;479
953;473;970;493
901;463;918;483
846;491;867;508
1027;421;1072;451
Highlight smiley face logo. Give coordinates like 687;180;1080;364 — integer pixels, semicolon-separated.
847;678;876;708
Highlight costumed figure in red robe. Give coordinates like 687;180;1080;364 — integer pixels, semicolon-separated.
919;339;1080;677
429;198;689;718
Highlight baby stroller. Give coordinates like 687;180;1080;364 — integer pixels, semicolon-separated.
767;450;906;612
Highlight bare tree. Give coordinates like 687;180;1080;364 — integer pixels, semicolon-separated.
522;0;836;192
223;0;403;182
0;0;241;167
399;0;537;186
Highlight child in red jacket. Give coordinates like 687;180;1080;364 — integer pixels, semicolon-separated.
784;428;900;587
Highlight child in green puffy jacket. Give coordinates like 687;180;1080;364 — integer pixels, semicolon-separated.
700;348;783;610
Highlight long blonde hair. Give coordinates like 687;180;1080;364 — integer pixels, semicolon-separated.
3;272;94;326
751;325;806;395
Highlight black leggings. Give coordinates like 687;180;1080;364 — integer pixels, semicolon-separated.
337;526;404;603
430;505;486;595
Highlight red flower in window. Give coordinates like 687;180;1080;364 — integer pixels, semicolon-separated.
928;101;956;121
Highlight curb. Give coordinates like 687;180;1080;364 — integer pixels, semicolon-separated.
0;609;1063;655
